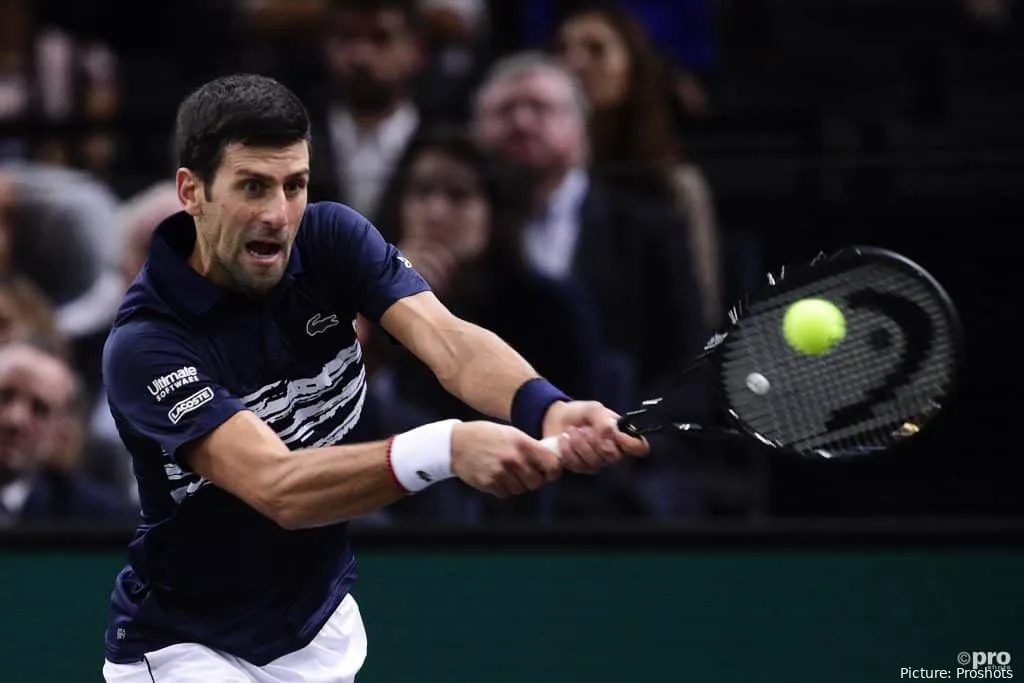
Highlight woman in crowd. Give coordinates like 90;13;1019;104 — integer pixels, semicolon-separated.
364;126;610;523
552;2;724;327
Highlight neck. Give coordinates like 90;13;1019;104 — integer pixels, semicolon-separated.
187;234;228;289
0;465;29;488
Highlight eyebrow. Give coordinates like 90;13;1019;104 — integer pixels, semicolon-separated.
235;168;310;182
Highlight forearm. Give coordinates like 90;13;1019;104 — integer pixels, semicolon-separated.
431;319;539;421
264;420;458;529
379;293;569;439
268;440;405;529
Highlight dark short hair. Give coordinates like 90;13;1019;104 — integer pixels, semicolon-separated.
174;74;311;187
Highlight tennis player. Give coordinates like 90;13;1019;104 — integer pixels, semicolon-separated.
100;73;648;682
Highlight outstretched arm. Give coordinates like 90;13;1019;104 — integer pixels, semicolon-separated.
379;292;648;470
104;325;562;532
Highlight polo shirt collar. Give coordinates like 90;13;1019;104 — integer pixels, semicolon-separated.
147;211;304;316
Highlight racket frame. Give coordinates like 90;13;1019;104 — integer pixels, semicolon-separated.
616;245;965;459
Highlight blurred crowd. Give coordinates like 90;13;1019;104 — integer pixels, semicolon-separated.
1;0;1020;527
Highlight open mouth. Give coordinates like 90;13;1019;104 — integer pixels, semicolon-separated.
245;240;284;263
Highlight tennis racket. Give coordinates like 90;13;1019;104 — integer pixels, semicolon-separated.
546;246;964;459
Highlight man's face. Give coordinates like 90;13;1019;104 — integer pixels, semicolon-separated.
0;346;71;477
325;9;422;112
476;68;585;172
178;141;309;295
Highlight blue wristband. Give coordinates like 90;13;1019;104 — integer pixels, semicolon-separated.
511;378;571;439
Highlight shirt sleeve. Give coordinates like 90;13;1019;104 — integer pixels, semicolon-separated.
103;321;247;468
303;202;431;323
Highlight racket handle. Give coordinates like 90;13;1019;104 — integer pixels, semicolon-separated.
539;436;561;457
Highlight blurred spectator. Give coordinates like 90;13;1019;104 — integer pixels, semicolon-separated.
964;0;1014;33
88;180;181;504
365;126;608;522
414;0;493;120
0;341;137;526
0;160;125;402
0;161;123;339
309;0;428;220
472;50;714;519
472;51;708;400
0;0;121;177
511;0;715;119
553;3;724;326
0;273;69;356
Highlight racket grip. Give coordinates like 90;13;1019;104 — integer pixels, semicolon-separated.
540;436;561;457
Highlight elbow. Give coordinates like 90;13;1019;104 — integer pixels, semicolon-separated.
253;458;309;530
256;492;299;530
267;502;308;531
259;485;312;530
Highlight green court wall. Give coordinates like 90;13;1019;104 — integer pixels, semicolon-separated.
1;541;1021;682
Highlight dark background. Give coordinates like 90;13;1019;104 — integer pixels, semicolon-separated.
1;0;1022;679
3;0;1021;518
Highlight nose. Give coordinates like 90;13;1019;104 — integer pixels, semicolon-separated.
261;189;289;231
510;102;538;131
421;193;452;225
342;38;376;69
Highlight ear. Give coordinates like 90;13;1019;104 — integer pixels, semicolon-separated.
176;168;204;217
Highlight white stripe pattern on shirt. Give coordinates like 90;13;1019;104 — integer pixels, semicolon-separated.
242;341;366;448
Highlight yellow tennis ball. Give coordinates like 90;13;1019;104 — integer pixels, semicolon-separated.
782;298;846;355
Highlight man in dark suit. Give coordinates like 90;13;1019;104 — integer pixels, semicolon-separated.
0;342;137;526
472;52;711;519
472;51;708;403
308;0;428;221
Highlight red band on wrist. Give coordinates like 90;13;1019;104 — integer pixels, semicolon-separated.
384;435;410;495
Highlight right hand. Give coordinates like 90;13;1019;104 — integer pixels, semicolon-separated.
451;421;563;498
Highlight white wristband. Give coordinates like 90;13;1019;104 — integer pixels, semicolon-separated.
387;419;461;493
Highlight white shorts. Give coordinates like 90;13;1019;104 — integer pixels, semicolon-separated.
102;593;367;683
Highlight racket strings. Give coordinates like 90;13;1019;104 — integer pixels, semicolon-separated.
719;261;957;455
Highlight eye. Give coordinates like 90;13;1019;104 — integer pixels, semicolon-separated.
284;179;307;195
242;179;264;196
31;397;53;420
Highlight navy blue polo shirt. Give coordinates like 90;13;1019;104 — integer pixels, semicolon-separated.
101;202;429;665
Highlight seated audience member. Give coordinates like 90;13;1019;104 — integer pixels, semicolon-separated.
0;162;124;335
552;3;724;328
0;342;137;526
366;126;608;522
309;0;429;220
415;0;494;121
473;51;714;519
472;50;708;405
0;161;126;399
89;181;183;504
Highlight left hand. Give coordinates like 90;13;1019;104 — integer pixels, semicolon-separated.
541;401;649;474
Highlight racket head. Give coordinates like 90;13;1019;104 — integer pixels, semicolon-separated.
623;246;964;459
